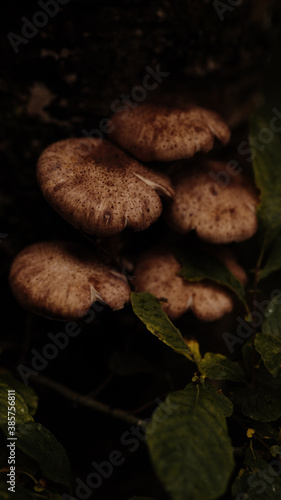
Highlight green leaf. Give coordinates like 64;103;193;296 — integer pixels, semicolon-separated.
131;292;194;364
251;103;281;253
259;235;281;280
271;445;281;457
253;422;279;441
232;449;281;500
0;486;65;500
255;333;281;377
12;447;39;477
176;248;245;303
200;353;246;382
184;339;201;365
204;384;233;418
230;386;281;422
232;466;281;500
0;380;33;432
147;383;234;500
0;372;38;416
242;339;255;374
244;447;269;470
16;422;71;488
256;362;281;390
262;294;281;338
0;485;37;500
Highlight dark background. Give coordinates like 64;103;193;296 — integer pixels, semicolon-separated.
1;1;281;498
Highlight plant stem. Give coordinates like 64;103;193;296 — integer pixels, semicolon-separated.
30;375;144;427
89;372;114;398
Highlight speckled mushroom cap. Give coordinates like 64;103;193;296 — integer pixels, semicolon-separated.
9;241;131;321
165;160;259;243
109;104;231;162
37;138;174;236
133;246;247;321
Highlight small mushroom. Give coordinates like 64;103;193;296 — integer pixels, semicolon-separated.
109;104;231;162
37;138;174;236
9;241;131;321
165;160;259;243
133;246;247;321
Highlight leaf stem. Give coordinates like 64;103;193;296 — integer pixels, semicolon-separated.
16;470;38;484
30;375;144;427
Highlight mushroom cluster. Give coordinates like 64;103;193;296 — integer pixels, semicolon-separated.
9;103;259;324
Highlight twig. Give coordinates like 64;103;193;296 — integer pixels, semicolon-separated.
30;375;144;427
131;393;168;415
89;372;115;398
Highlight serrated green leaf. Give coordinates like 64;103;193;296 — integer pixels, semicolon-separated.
176;248;245;303
259;235;281;280
262;294;281;338
0;372;38;416
147;383;234;500
131;292;195;364
16;422;71;488
200;352;246;382
0;380;33;432
255;333;281;377
251;103;281;254
230;386;281;422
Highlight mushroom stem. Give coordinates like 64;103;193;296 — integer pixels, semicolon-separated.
30;375;144;427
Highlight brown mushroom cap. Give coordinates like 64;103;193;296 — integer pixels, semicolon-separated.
37;138;174;236
109;104;231;162
165;160;259;243
133;246;246;321
9;241;131;321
